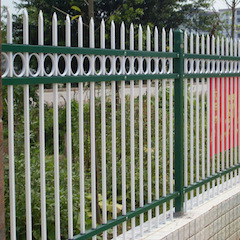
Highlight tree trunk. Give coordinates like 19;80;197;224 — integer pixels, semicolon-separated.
88;0;94;20
231;0;236;39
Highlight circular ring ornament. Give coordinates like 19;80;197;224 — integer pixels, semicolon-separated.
58;54;68;76
43;54;55;77
12;53;26;77
29;53;41;77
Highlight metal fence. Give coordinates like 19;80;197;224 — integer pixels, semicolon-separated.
2;8;240;240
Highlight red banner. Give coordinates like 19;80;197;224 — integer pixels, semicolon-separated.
210;77;239;157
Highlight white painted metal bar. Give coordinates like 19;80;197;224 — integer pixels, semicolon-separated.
52;12;61;240
120;21;127;240
195;33;200;205
100;19;107;240
201;34;206;203
78;16;85;235
221;37;225;192
111;20;117;240
89;18;97;240
206;34;210;199
211;36;215;197
230;39;234;187
38;10;47;240
65;14;73;239
162;27;167;221
216;37;220;194
7;9;16;240
147;25;152;230
154;26;160;226
138;24;144;237
234;40;238;184
226;38;230;189
184;31;188;211
190;32;194;208
169;28;174;219
23;9;32;240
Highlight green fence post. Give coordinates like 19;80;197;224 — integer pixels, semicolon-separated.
174;29;184;216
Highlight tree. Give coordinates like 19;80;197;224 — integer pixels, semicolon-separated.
224;0;240;38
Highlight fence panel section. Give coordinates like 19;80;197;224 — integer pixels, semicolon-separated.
2;9;177;240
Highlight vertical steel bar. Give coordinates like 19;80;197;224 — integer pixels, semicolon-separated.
38;10;47;240
100;19;107;240
162;27;167;222
169;28;174;220
195;33;200;205
120;22;126;240
154;26;159;227
183;31;188;211
190;33;194;208
207;34;210;199
226;38;229;189
138;24;144;237
216;37;220;194
111;20;117;240
221;37;225;192
174;30;184;215
65;15;73;239
234;40;238;184
89;18;96;240
201;34;206;203
52;13;61;239
78;16;85;235
23;9;32;240
230;39;234;186
7;9;16;240
147;25;152;229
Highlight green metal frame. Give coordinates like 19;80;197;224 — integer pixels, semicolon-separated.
2;43;178;58
173;30;184;216
72;192;179;240
3;33;240;240
184;163;240;193
2;74;178;86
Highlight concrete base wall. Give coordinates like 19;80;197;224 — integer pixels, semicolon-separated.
143;183;240;240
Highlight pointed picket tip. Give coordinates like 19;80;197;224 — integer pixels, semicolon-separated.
7;8;12;17
130;23;134;32
53;12;57;21
162;27;165;33
111;20;115;27
90;17;94;27
38;10;43;21
121;21;125;29
23;8;28;23
78;16;83;24
138;24;142;32
154;26;158;35
23;8;28;16
101;19;105;27
66;14;70;23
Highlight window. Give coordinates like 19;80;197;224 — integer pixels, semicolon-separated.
237;10;240;15
238;18;240;23
238;33;240;38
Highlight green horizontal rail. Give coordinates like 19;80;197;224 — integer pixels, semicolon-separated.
184;163;240;193
2;43;179;58
184;53;240;61
72;192;179;240
184;72;240;79
3;73;178;86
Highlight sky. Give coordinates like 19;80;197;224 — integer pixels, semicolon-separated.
2;0;240;15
